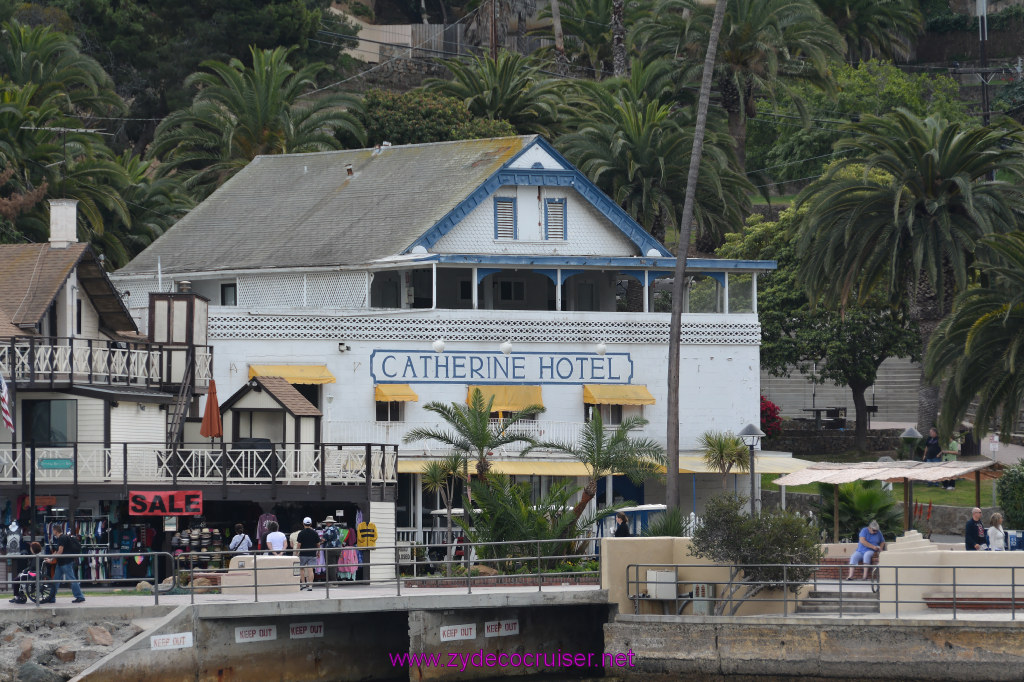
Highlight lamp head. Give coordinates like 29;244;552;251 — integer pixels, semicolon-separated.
900;427;922;440
738;423;765;447
432;338;445;353
499;340;513;356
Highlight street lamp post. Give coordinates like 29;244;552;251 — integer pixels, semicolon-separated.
739;423;766;516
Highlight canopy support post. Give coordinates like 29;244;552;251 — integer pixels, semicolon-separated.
903;477;909;532
975;470;981;509
833;485;839;543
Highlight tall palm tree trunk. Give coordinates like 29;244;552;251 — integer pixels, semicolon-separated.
666;0;728;510
612;0;627;77
572;478;599;522
550;0;569;75
909;273;948;432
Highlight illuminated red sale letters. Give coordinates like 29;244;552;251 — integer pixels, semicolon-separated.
129;490;203;516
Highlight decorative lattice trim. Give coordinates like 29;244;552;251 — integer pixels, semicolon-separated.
209;313;760;345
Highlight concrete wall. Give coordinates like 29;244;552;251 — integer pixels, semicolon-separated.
879;534;1024;615
600;537;806;618
605;616;1024;681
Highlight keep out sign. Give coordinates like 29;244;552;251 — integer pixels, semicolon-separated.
129;490;203;516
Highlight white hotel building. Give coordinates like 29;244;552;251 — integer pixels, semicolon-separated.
112;136;793;546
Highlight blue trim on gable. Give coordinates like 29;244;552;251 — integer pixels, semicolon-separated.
405;137;672;258
544;197;566;240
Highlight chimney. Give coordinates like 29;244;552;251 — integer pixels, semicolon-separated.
48;199;79;249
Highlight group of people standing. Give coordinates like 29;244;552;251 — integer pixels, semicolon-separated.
965;508;1006;551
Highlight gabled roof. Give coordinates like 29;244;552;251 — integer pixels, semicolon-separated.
0;243;136;335
118;137;536;276
116;136;670;277
221;376;322;417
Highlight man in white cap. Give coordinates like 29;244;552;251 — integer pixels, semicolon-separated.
295;517;321;590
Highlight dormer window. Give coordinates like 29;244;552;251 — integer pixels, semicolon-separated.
494;197;517;240
545;198;566;240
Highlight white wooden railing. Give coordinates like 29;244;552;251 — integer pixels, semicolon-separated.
0;337;213;387
0;444;397;485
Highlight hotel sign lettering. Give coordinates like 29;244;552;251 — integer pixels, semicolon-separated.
370;350;633;385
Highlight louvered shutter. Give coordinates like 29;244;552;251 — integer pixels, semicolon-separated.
495;198;516;239
545;199;566;239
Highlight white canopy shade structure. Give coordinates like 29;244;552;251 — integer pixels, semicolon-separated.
773;458;1003;541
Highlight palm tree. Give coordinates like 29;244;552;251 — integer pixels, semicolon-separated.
666;0;728;511
813;0;922;64
425;51;564;136
636;0;844;172
700;430;748;489
796;110;1024;432
534;0;653;78
403;387;544;484
560;63;750;248
149;46;365;199
534;412;665;522
926;232;1024;440
0;20;124;117
420;452;469;573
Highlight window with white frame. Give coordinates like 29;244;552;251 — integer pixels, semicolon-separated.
544;198;566;240
494;197;516;239
376;401;403;422
585;403;623;425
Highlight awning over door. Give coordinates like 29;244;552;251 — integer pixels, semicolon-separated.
375;384;419;402
398;458;589;476
583;384;656;405
248;364;335;384
467;385;543;411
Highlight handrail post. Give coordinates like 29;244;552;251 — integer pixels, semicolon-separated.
190;559;195;605
952;566;957;619
783;565;788;617
253;553;259;603
153;553;160;606
1012;567;1016;621
33;553;41;609
395;543;401;597
536;540;542;593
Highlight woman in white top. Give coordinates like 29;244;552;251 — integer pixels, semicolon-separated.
987;512;1005;551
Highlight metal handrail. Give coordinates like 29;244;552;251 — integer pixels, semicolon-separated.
625;561;1023;620
7;551;176;607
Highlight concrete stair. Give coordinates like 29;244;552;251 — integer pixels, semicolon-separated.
795;581;880;615
762;357;919;423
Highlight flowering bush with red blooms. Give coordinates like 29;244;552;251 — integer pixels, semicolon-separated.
760;396;782;439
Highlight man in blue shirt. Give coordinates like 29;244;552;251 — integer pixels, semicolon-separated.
846;520;885;580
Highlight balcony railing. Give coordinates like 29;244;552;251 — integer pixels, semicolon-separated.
0;336;212;388
0;442;397;486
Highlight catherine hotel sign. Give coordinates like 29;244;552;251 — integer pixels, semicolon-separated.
370;350;634;385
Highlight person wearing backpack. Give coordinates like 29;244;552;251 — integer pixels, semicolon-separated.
321;516;341;583
46;526;85;603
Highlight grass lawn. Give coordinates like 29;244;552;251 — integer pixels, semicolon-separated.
763;473;997;509
750;193;797;205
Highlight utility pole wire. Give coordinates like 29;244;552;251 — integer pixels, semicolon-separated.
666;0;728;511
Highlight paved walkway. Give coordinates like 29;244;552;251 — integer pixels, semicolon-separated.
4;582;603;611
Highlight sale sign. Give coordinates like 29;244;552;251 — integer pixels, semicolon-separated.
129;490;203;516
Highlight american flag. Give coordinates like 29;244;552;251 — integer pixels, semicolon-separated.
0;370;12;434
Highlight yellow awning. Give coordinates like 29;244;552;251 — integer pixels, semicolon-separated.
375;384;419;402
467;385;543;412
248;365;335;385
676;454;816;475
583;384;656;406
398;458;591;477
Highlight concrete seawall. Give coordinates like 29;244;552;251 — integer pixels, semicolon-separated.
73;590;611;681
605;615;1024;681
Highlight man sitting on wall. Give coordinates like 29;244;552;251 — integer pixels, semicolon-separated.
846;520;884;580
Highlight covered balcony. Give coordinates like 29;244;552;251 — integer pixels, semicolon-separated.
0;336;213;390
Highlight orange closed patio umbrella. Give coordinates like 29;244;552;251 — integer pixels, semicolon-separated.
199;379;223;440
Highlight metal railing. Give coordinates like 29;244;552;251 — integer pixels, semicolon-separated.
626;562;1023;620
170;538;599;602
0;441;398;486
6;551;175;607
